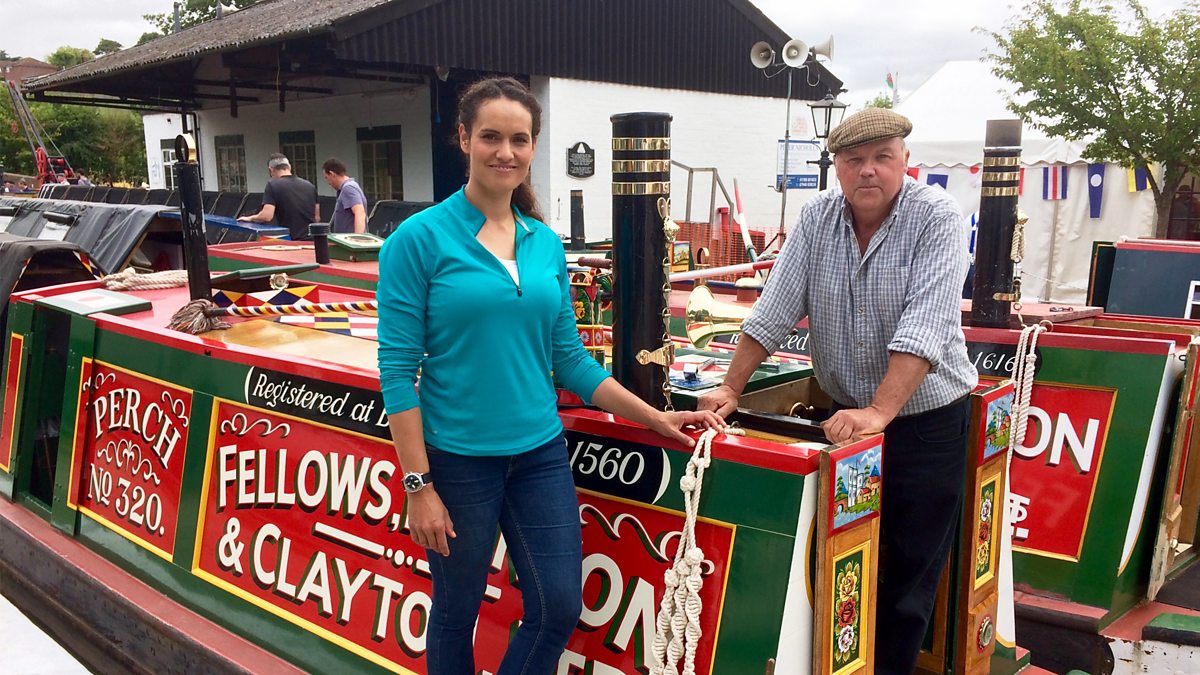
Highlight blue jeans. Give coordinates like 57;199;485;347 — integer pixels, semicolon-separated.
423;434;582;675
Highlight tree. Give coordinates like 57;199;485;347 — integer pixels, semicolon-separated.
987;0;1200;237
46;46;94;70
0;94;146;185
864;93;893;109
136;32;163;46
94;39;123;55
144;0;259;35
0;49;12;60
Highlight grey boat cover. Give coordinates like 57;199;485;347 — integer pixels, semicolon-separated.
0;197;170;275
0;232;96;355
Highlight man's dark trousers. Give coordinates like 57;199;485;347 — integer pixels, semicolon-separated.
871;396;970;675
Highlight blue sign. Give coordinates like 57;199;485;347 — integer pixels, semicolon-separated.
776;174;819;189
776;139;821;190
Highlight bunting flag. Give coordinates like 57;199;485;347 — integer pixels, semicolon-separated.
1127;167;1150;192
926;173;948;189
1087;163;1105;218
1042;165;1068;200
906;167;920;181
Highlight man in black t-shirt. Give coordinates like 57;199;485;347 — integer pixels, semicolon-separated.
238;153;319;239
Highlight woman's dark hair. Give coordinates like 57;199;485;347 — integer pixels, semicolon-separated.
457;77;544;222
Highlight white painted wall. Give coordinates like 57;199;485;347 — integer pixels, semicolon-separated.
143;88;434;200
142;113;183;189
537;77;822;242
142;77;823;242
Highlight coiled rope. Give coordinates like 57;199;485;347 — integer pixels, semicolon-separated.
650;425;743;675
100;268;189;291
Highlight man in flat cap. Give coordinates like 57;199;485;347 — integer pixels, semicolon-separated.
239;153;319;240
700;107;975;673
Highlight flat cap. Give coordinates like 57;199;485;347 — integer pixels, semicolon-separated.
826;108;912;154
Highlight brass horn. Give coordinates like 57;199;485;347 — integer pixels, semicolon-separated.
685;284;753;348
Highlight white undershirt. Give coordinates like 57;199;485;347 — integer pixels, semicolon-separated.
496;256;520;285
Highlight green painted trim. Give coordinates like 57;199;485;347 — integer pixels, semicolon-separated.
1147;612;1200;631
171;393;213;570
1011;346;1175;612
209;258;377;292
50;314;96;534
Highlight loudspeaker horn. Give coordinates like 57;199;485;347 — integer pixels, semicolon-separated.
750;41;775;70
781;38;809;68
810;35;834;61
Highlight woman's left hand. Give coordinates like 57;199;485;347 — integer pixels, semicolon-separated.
645;410;726;447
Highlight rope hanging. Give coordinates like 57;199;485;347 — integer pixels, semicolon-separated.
650;426;743;675
101;268;189;291
1009;321;1048;456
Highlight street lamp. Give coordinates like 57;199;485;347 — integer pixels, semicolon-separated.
807;93;848;191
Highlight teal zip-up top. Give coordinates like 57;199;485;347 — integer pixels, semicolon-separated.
376;188;611;456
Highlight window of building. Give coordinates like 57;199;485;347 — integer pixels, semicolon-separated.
159;139;177;190
357;125;403;202
214;134;247;193
279;130;317;185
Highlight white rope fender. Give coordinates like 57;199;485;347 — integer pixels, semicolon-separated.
1009;322;1047;451
650;426;742;675
101;267;189;291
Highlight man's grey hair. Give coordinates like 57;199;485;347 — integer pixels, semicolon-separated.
268;153;290;170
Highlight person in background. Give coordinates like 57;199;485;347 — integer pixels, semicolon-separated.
376;76;724;675
698;108;977;675
322;158;367;234
76;173;93;187
17;179;32;193
238;153;319;239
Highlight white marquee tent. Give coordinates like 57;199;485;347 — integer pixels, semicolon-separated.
895;60;1157;304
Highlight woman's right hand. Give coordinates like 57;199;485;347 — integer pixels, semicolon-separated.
407;488;456;556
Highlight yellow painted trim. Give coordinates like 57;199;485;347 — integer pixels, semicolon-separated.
1;333;25;473
94;358;196;396
830;539;871;675
65;357;93;510
79;505;173;562
192;569;417;674
974;472;1001;589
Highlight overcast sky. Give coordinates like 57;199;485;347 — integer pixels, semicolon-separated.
1;0;1190;109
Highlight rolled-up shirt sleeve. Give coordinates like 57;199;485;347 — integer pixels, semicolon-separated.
376;226;429;414
551;251;610;402
887;204;969;372
741;213;812;351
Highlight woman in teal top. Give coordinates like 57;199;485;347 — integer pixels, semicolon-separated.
377;77;721;675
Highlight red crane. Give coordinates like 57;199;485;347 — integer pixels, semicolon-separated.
5;80;76;187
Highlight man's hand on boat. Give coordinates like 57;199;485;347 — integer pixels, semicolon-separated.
820;406;889;444
407;490;456;557
697;384;740;418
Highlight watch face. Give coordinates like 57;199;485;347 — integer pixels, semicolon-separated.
403;473;424;491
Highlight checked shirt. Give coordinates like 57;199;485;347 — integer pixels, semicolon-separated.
741;177;977;416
